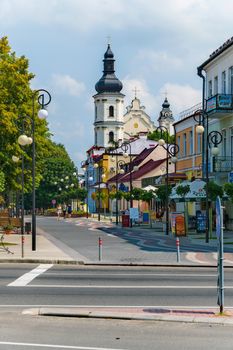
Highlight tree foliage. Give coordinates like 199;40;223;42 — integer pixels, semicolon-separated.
34;143;84;209
224;183;233;203
156;184;172;202
176;184;190;198
0;36;51;200
205;181;223;201
147;129;174;144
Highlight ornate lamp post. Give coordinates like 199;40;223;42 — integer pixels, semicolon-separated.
81;162;94;219
12;121;32;258
32;89;51;251
93;163;107;221
194;110;222;242
156;126;179;236
120;142;133;208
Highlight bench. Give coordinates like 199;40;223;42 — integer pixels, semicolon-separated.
0;217;22;233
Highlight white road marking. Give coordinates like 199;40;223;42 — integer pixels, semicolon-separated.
8;264;53;287
0;341;127;350
27;284;233;289
44;272;217;277
0;304;232;309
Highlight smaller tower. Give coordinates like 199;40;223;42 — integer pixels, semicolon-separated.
157;97;175;135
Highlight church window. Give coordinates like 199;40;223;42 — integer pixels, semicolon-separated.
109;106;114;117
109;131;114;143
95;105;97;120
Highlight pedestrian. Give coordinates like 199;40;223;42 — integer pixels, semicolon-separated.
57;204;62;220
62;203;67;219
67;204;72;218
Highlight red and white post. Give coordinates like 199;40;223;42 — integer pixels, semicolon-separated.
176;237;180;263
99;237;103;261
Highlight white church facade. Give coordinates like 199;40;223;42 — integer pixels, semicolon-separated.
93;44;174;148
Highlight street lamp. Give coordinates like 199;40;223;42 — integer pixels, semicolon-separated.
94;163;107;221
194;110;222;243
155;126;179;236
81;162;94;219
120;142;133;209
32;89;51;251
12;121;32;258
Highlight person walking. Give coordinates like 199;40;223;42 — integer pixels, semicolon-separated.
67;204;72;218
57;204;62;220
62;203;67;219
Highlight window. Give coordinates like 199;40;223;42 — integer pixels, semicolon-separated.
197;133;202;154
109;106;114;117
214;76;218;95
183;133;187;156
222;129;227;157
189;130;193;155
95;105;97;120
231;127;233;159
229;67;233;94
109;131;114;143
222;71;226;93
208;80;212;98
177;136;180;158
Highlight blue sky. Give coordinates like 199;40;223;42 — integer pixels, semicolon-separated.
2;0;233;166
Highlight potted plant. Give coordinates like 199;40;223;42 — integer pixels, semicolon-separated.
2;224;14;235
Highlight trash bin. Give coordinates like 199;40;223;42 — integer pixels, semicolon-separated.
25;222;31;234
122;214;130;227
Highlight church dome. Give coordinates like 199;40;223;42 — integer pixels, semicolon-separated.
95;44;123;93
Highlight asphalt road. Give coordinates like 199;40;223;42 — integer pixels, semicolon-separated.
1;264;233;307
0;264;233;349
1;311;233;350
35;216;230;264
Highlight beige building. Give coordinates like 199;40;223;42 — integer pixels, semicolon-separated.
123;97;155;140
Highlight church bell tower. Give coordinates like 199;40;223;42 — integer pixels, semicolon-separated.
93;44;125;148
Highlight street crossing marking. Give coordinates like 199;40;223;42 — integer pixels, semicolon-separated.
8;264;53;287
0;341;127;350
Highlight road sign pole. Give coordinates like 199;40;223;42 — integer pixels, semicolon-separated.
216;196;224;314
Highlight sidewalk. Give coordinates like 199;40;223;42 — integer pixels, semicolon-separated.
0;232;78;264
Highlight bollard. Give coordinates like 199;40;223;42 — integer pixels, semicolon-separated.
98;237;102;261
176;237;180;263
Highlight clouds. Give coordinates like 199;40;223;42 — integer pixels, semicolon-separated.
2;0;232;166
1;0;233;41
122;77;201;121
51;74;85;97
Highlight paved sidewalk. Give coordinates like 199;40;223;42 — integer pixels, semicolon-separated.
0;232;78;263
24;306;233;325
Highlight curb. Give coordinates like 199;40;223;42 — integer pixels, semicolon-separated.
22;307;233;325
0;259;225;267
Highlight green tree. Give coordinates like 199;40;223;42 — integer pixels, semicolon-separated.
205;181;223;201
147;129;175;144
176;184;190;198
156;184;172;202
0;36;50;202
224;183;233;202
31;143;81;209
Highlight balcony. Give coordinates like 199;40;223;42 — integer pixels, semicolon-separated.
206;94;233;118
214;156;233;172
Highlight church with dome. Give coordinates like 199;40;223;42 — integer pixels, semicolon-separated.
93;44;174;148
